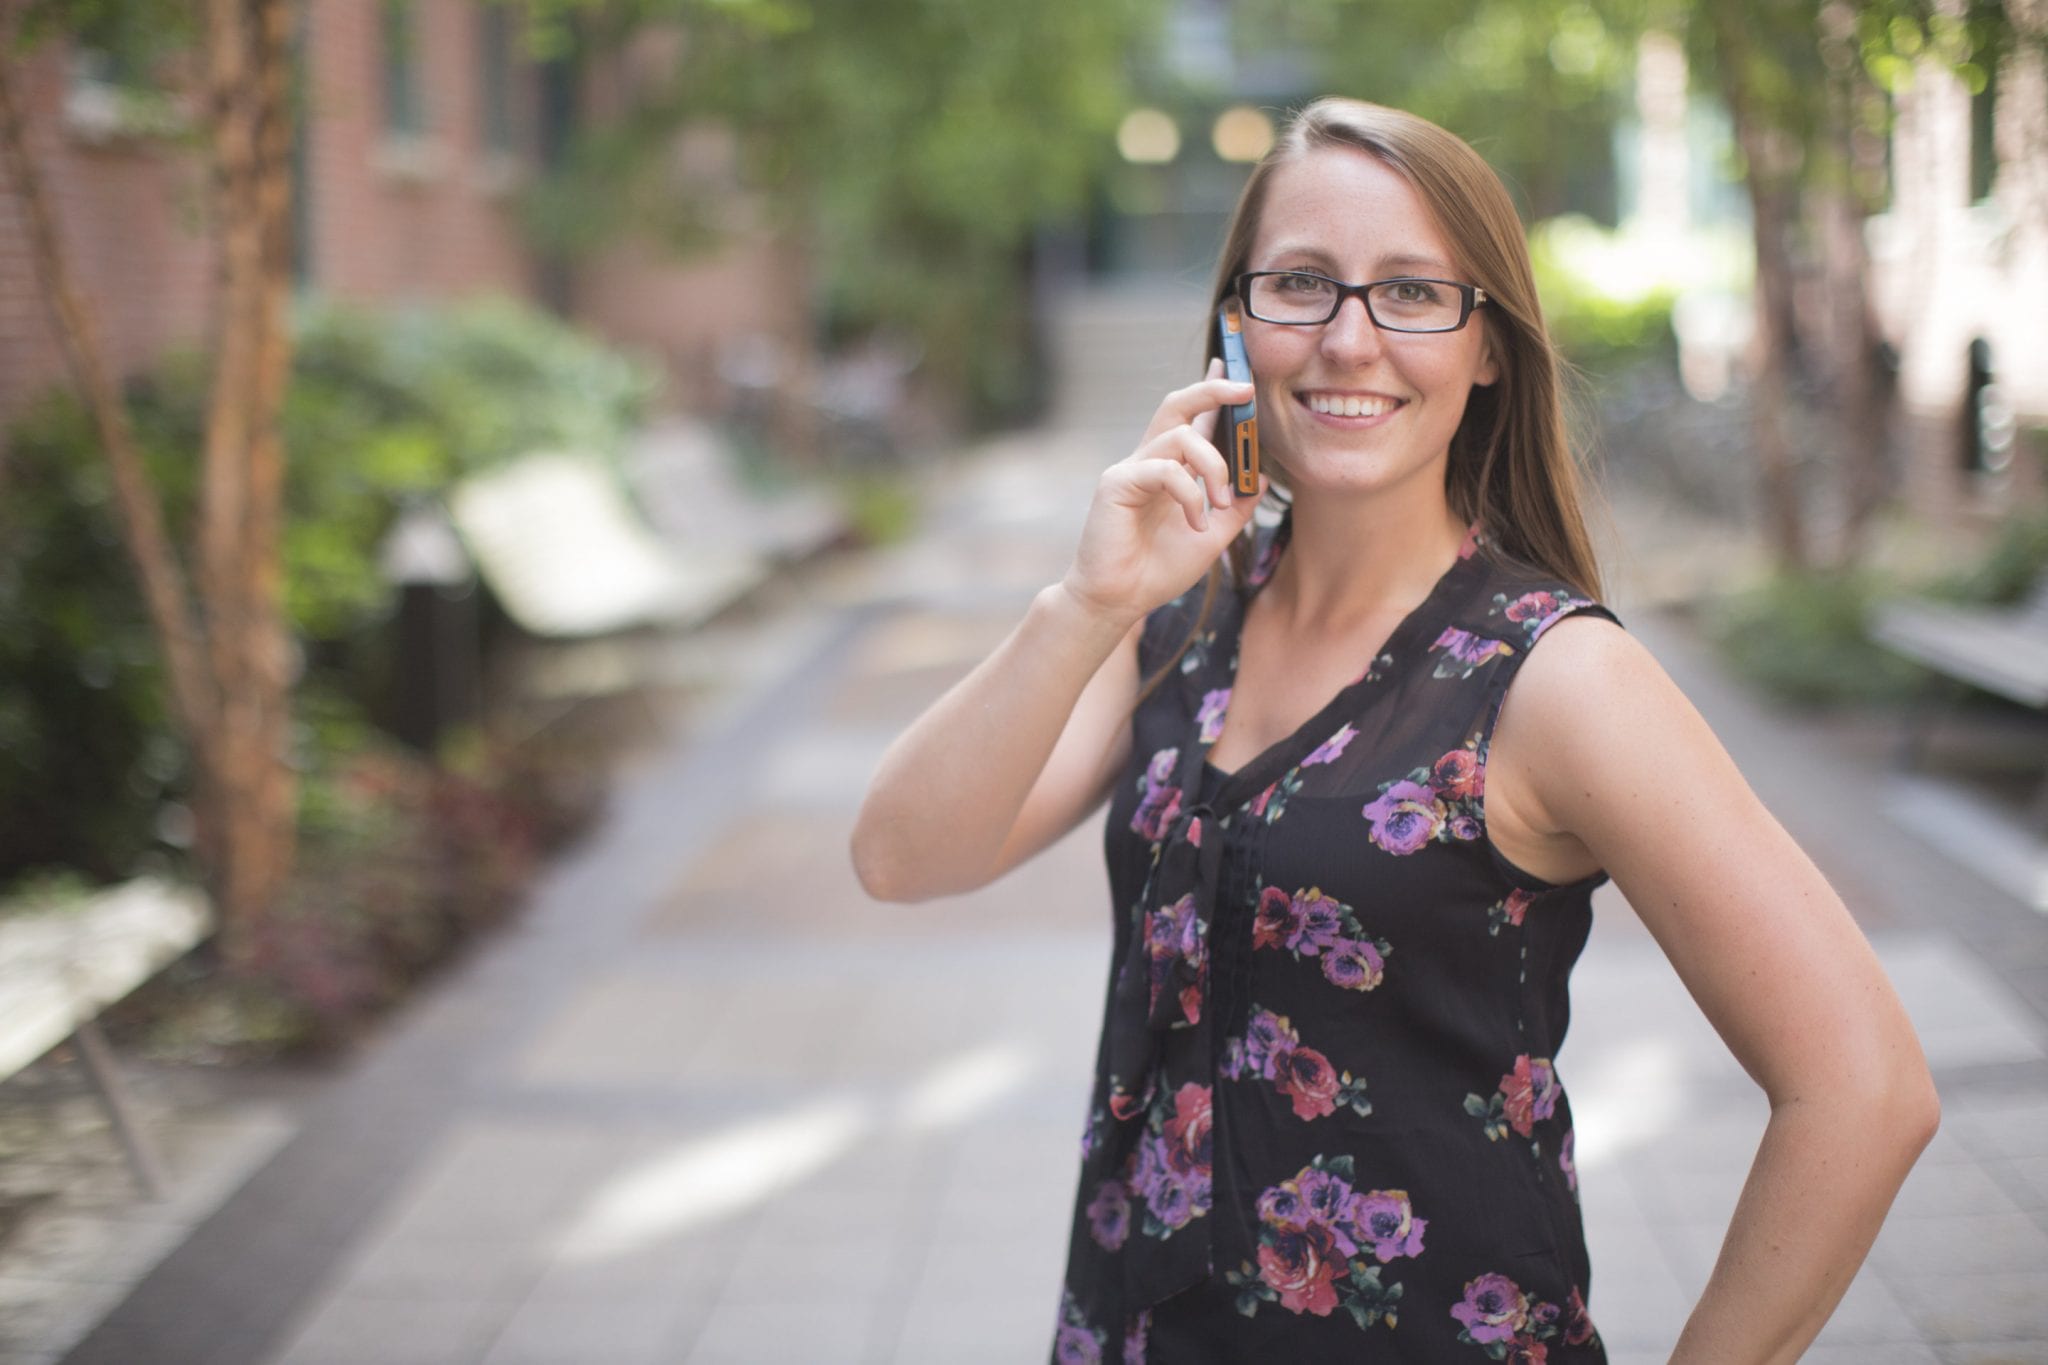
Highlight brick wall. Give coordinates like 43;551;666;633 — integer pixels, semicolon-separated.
0;2;811;432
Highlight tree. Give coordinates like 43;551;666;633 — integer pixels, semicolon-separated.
518;0;1163;426
0;0;298;957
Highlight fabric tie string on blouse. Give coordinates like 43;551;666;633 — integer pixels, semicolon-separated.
1106;780;1228;1121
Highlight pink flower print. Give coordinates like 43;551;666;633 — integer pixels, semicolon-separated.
1349;1188;1427;1263
1500;1055;1560;1138
1287;889;1347;954
1502;888;1533;928
1530;595;1597;643
1257;1221;1343;1316
1291;1167;1360;1250
1056;1291;1106;1365
1432;747;1484;799
1362;780;1447;855
1459;520;1484;559
1432;626;1513;675
1086;1178;1131;1250
1054;1321;1103;1365
1130;746;1184;841
1250;781;1278;818
1273;1043;1340;1121
1303;722;1357;768
1237;1007;1300;1078
1559;1128;1578;1193
1252;886;1300;950
1255;1178;1307;1231
1163;1082;1214;1175
1145;894;1205;1025
1320;937;1386;991
1453;1272;1532;1345
1505;1340;1550;1365
1122;1311;1150;1365
1504;590;1560;625
1563;1287;1595;1346
1196;687;1231;744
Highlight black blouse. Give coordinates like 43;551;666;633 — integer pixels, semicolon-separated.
1052;506;1621;1364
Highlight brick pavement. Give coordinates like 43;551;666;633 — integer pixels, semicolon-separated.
21;285;2048;1364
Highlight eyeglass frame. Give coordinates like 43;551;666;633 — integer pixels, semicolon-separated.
1232;270;1490;333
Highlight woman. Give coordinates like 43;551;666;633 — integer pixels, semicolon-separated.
851;98;1938;1363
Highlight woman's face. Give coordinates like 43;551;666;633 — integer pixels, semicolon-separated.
1241;145;1497;505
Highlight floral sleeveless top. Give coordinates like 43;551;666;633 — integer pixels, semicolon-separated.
1052;506;1620;1364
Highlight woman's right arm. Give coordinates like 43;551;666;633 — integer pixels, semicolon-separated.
850;365;1262;903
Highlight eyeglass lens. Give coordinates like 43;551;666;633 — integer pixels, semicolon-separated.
1245;273;1465;331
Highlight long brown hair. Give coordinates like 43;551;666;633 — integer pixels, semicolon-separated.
1130;97;1608;719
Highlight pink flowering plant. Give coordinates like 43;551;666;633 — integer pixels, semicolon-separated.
1222;1006;1374;1120
1361;740;1487;856
1222;1155;1419;1331
1249;883;1393;992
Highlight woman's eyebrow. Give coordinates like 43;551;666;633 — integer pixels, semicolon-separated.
1256;246;1458;277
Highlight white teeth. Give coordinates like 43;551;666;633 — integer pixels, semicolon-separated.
1306;393;1396;418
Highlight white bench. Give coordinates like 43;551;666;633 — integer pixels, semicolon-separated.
0;876;213;1198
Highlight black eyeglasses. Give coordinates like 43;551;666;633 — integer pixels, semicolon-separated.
1234;270;1489;333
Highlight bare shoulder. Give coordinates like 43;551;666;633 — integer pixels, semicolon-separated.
1493;611;1706;830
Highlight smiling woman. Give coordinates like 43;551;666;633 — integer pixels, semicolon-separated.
849;97;1939;1365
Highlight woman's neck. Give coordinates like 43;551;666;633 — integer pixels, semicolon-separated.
1264;486;1470;638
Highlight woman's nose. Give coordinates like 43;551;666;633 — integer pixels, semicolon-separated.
1318;293;1386;366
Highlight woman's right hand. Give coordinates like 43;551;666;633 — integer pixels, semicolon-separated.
1061;359;1270;626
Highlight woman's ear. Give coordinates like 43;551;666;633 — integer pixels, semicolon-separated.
1474;324;1501;388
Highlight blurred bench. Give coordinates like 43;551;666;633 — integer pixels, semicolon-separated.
443;436;846;705
1871;575;2048;794
0;877;213;1198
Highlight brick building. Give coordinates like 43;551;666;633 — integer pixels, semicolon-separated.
0;1;809;431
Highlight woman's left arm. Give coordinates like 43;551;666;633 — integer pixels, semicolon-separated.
1499;615;1941;1365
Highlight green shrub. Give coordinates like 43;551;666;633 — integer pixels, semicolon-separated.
1702;569;1927;708
0;296;656;892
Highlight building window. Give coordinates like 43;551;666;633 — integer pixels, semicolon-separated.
382;0;424;138
1968;62;1997;203
478;5;518;157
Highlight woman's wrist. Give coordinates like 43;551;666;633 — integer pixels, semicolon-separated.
1045;576;1145;642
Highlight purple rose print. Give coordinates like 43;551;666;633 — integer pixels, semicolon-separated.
1362;780;1446;855
1431;626;1512;677
1453;1272;1531;1344
1130;745;1183;842
1320;937;1386;991
1303;722;1357;767
1086;1179;1131;1251
1560;1128;1578;1193
1054;1321;1102;1365
1122;1310;1150;1364
1448;812;1481;842
1055;1290;1105;1365
1196;688;1232;744
1252;886;1303;949
1350;1188;1427;1263
1288;890;1347;954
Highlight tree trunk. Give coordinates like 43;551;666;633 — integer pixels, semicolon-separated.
199;0;298;955
0;3;298;956
1707;0;1811;572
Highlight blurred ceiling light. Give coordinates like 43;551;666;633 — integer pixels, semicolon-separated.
1117;107;1180;164
1212;106;1275;163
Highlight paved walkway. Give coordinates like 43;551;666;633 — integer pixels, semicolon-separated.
9;287;2048;1364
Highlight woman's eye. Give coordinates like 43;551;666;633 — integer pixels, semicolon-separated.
1278;274;1326;295
1392;281;1441;303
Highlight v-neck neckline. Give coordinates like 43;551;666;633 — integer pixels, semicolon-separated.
1188;509;1485;811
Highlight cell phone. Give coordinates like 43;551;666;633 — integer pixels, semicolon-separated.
1217;299;1261;498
